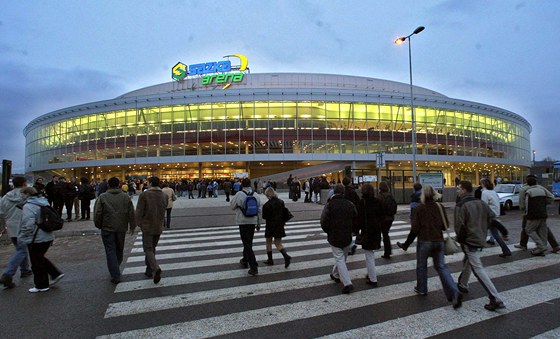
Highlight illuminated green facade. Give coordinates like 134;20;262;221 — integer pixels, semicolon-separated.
23;73;531;182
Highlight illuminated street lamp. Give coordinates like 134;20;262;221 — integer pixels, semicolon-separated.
395;26;425;182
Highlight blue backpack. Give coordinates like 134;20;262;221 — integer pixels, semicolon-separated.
241;191;259;217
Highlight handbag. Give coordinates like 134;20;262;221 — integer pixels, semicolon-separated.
436;202;461;255
282;207;294;223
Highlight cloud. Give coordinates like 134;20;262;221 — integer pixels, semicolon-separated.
0;61;125;172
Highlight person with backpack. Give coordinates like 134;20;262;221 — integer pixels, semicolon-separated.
18;187;64;293
0;176;33;289
94;177;136;284
230;178;262;276
78;177;96;220
378;181;398;259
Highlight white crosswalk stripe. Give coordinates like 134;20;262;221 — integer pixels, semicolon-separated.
97;220;560;338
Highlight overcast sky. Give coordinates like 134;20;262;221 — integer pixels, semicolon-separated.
1;1;559;173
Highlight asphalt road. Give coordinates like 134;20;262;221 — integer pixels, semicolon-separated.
1;202;559;338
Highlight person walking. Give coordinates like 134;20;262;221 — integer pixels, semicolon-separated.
303;179;311;203
321;183;357;294
355;183;384;288
44;175;59;207
397;185;463;308
410;183;422;216
18;187;64;293
479;179;511;257
0;176;33;288
78;177;96;220
455;180;505;311
94;177;136;284
378;181;398;260
135;176;167;284
61;177;78;222
162;182;176;229
223;178;232;202
519;175;555;256
262;187;292;268
230;178;262;276
71;177;81;220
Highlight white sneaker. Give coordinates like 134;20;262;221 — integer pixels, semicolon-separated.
29;287;49;293
50;273;65;286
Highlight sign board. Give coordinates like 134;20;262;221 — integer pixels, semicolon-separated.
234;172;248;179
376;152;385;168
418;173;444;190
363;175;377;182
172;54;248;89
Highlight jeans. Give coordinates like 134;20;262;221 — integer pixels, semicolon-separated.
28;241;62;289
2;238;31;278
101;230;126;280
489;225;511;255
416;241;458;300
458;244;502;302
239;224;258;270
166;208;172;228
142;234;161;274
331;245;352;286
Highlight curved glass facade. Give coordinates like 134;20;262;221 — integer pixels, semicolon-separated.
23;73;531;181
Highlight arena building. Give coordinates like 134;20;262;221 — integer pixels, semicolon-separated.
24;56;531;189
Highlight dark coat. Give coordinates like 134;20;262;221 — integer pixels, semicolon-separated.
320;194;357;248
356;197;385;250
410;201;447;242
262;197;286;238
135;187;167;235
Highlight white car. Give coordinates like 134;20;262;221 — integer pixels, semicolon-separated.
495;183;522;210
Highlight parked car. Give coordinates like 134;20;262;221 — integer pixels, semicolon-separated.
495;183;522;210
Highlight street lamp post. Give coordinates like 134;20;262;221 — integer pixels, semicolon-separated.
395;26;425;183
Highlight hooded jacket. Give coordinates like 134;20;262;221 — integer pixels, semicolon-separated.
0;187;25;238
94;188;136;232
18;195;53;245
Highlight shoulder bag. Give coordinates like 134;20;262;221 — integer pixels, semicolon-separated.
436;202;461;255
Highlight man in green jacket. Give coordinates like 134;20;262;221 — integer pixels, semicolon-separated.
135;176;167;284
94;177;136;284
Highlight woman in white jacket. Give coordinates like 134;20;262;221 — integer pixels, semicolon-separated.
18;187;64;293
480;179;511;257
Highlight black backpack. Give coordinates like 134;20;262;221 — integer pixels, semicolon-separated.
381;193;398;216
35;204;64;232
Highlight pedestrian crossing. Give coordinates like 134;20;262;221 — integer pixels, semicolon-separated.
97;220;560;338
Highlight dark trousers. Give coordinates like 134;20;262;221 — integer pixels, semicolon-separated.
166;208;172;228
64;198;74;219
225;192;230;202
28;241;61;289
101;230;126;280
80;198;91;219
519;216;559;248
53;199;64;217
381;218;394;257
142;234;161;274
239;224;258;270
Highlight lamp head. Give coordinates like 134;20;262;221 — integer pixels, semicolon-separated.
394;37;406;45
413;26;425;35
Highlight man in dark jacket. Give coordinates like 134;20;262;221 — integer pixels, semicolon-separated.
94;177;136;284
135;176;167;284
321;183;357;294
455;181;505;311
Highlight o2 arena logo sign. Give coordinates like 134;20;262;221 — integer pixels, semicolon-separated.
171;54;248;89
